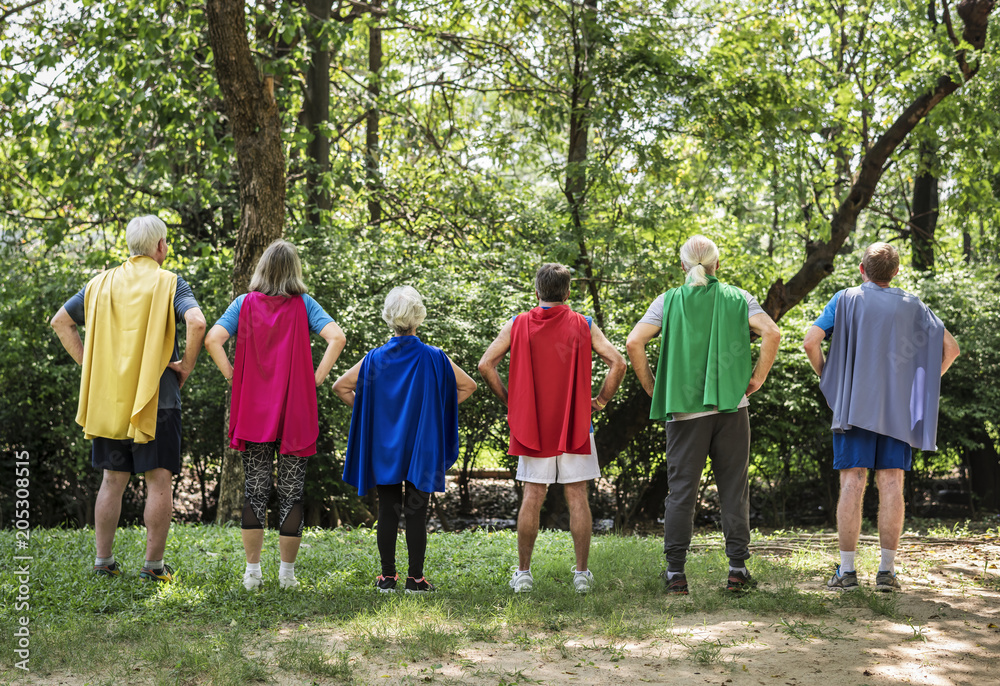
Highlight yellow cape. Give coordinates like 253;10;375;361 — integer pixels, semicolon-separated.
76;256;177;443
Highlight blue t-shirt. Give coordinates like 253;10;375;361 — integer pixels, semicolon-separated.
213;293;335;337
64;275;201;410
813;290;845;339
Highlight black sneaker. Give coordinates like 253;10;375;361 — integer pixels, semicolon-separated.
827;565;859;591
874;570;901;592
726;569;757;592
404;576;435;594
139;563;174;583
93;561;122;577
376;573;398;593
661;571;689;595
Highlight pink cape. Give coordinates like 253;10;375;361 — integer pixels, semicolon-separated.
229;292;318;457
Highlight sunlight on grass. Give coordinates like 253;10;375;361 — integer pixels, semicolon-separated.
0;523;938;683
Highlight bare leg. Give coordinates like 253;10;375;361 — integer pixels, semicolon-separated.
279;535;301;564
94;470;131;559
836;468;868;552
517;482;548;570
563;481;592;572
142;468;174;561
242;530;264;564
875;469;905;550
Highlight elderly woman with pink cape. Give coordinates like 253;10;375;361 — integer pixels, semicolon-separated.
205;240;346;590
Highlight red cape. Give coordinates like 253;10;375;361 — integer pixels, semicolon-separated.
507;306;592;457
229;292;318;457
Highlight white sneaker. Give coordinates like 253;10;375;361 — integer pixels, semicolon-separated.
242;571;263;590
279;575;300;589
572;567;594;594
509;568;533;593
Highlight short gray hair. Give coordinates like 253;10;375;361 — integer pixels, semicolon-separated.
126;215;167;257
679;234;719;287
382;286;427;335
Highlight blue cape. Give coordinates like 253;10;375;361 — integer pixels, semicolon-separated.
819;282;945;451
342;336;459;496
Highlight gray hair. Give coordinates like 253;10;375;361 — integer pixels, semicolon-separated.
382;286;427;335
126;215;167;257
679;234;719;287
248;240;308;296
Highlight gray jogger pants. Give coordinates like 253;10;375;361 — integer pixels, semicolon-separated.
662;407;751;570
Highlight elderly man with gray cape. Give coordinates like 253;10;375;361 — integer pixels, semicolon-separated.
803;242;960;593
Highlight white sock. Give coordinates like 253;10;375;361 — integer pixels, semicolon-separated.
95;556;114;567
515;568;530;576
245;562;261;576
666;570;683;580
279;561;295;577
880;549;896;574
144;559;163;571
729;566;748;575
839;551;856;574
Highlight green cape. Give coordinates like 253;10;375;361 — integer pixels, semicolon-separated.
649;276;751;421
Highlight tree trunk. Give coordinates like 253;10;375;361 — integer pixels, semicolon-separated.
911;138;939;271
303;0;334;220
967;427;1000;511
206;0;287;523
564;0;602;327
762;0;994;321
366;0;383;225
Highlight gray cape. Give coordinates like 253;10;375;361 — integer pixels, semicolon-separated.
819;282;944;451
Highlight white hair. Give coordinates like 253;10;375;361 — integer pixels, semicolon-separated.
679;234;719;287
125;215;167;257
381;286;427;335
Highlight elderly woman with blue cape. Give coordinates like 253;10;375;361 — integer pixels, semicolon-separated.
334;286;477;593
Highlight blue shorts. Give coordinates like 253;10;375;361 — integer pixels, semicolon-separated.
91;409;182;475
832;427;912;470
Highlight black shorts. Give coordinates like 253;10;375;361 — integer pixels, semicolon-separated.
91;409;182;475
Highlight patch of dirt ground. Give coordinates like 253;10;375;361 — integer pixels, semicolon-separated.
317;537;1000;686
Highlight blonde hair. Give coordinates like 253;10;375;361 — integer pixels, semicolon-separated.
862;242;899;283
248;240;308;296
382;286;427;335
126;215;167;257
679;234;719;287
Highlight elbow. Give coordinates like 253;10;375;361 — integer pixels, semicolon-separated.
476;359;490;377
188;314;208;332
625;334;642;356
334;331;347;348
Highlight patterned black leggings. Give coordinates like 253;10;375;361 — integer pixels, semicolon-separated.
241;441;308;538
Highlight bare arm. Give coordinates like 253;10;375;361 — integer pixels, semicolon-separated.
314;321;347;387
449;357;478;403
332;357;364;407
477;320;513;406
590;322;627;411
802;324;827;377
167;307;206;388
50;306;84;365
747;312;780;396
942;329;960;376
204;324;233;384
625;322;661;397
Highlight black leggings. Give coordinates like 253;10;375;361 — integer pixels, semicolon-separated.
376;482;430;579
241;441;308;538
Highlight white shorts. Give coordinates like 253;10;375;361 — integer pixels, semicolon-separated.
516;434;600;484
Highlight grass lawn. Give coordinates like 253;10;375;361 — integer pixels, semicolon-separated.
1;523;997;685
